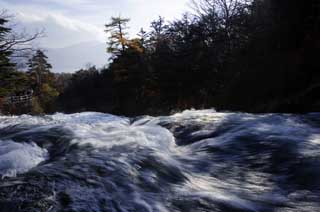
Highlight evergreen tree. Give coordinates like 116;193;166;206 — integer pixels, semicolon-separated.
149;16;169;52
137;28;148;51
105;16;130;57
0;17;14;70
27;50;58;113
0;15;29;98
27;50;53;91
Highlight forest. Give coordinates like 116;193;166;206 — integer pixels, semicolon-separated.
0;0;319;116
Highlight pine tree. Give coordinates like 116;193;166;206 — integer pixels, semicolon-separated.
27;49;58;113
105;16;130;57
0;16;25;98
0;17;14;70
137;28;149;51
27;50;53;90
149;16;169;52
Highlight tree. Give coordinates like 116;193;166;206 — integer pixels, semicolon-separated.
0;16;13;70
0;11;42;67
192;0;252;50
0;11;42;98
105;16;130;57
0;70;29;96
57;65;113;113
27;50;59;113
137;28;148;50
27;50;53;90
149;16;169;52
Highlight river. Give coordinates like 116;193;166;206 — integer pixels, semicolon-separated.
0;110;320;212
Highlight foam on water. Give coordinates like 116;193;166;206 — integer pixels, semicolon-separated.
0;110;320;211
0;140;48;178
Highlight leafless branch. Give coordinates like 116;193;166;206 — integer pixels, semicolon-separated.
0;10;45;59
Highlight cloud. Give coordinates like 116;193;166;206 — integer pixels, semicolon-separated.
3;4;105;48
21;14;105;48
0;0;190;68
15;12;44;23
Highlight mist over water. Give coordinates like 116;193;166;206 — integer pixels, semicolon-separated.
0;110;320;212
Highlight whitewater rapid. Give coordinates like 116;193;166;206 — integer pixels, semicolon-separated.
0;110;320;212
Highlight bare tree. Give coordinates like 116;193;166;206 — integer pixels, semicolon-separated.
0;10;44;61
190;0;252;51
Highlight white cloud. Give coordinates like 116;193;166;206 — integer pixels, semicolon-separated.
14;7;102;34
1;0;190;47
11;8;105;48
15;12;44;23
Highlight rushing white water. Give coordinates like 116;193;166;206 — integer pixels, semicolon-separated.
0;110;320;212
0;140;48;179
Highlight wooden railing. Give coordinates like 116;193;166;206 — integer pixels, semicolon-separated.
0;90;34;114
3;89;34;105
4;93;33;104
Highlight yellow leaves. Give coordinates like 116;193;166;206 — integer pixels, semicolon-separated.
40;83;59;98
119;37;129;46
128;39;144;53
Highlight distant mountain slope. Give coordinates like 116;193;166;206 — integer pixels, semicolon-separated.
46;41;109;73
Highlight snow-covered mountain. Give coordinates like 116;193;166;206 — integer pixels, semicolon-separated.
46;41;109;73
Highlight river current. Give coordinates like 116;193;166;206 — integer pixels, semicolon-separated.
0;110;320;212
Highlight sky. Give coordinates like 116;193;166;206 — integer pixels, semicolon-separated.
0;0;191;49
